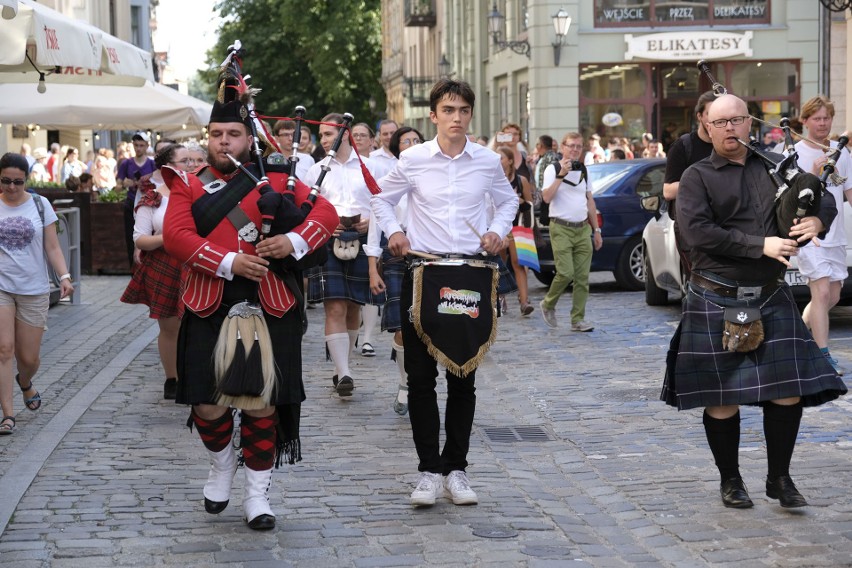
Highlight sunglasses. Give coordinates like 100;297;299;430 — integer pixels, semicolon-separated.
0;177;25;186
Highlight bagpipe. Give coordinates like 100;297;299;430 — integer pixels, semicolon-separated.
697;60;846;246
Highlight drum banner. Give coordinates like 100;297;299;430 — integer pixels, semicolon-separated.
411;262;498;377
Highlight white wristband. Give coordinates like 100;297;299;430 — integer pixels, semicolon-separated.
59;273;72;282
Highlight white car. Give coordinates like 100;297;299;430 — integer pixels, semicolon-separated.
640;195;852;306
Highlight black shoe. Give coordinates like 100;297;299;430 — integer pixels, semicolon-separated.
720;477;754;508
766;475;808;508
247;513;276;530
331;375;339;387
204;497;229;514
336;375;354;397
163;378;177;400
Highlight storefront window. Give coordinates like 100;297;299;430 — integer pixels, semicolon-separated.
580;103;648;141
580;64;647;99
594;0;769;27
730;62;797;102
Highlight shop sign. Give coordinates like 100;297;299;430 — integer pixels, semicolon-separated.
625;31;752;61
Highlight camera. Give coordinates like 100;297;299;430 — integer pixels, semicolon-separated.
496;133;513;143
570;160;583;170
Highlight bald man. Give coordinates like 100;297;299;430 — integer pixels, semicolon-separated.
661;94;846;510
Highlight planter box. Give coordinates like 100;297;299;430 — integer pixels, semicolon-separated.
33;189;131;275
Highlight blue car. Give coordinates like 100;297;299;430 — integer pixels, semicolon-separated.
533;158;665;291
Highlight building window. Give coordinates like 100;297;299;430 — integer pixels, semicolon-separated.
519;82;530;144
519;0;529;32
594;0;769;28
130;5;141;46
499;86;508;127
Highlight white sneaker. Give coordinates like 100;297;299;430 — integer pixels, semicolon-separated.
444;470;478;505
410;472;443;506
539;300;557;328
571;320;594;332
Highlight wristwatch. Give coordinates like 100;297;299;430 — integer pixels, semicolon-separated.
59;273;72;282
594;228;602;233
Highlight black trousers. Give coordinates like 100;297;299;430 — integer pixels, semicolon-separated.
400;269;477;475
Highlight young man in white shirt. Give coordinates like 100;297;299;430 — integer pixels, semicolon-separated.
372;79;517;507
793;95;852;375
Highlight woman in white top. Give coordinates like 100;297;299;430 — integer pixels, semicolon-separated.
120;144;193;400
0;153;73;435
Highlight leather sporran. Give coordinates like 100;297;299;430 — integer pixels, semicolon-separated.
722;307;764;353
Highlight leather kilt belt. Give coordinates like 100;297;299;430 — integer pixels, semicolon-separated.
410;257;499;378
689;270;780;300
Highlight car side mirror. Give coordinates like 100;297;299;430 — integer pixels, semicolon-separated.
641;195;663;221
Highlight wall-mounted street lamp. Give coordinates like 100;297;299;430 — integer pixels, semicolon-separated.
551;8;572;67
487;3;530;59
438;53;451;78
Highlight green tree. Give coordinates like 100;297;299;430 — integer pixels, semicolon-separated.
203;0;384;129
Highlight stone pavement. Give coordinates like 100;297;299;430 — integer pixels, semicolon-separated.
0;275;850;567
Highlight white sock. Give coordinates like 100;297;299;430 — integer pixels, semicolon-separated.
347;329;359;353
361;305;379;345
393;341;408;404
325;333;351;378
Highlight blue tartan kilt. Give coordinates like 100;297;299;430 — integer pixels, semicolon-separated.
661;283;847;410
379;248;405;332
306;236;384;306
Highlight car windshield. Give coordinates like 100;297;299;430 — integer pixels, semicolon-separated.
588;162;635;195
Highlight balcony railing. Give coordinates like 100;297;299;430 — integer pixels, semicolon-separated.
404;0;436;27
404;77;436;106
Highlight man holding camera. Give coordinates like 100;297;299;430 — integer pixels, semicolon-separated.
539;132;602;331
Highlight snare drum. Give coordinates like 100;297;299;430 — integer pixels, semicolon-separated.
409;258;499;377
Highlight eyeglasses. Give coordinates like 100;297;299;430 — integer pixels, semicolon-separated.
277;132;294;138
170;159;203;166
0;177;25;186
710;116;748;128
562;143;583;149
352;133;371;139
400;138;421;147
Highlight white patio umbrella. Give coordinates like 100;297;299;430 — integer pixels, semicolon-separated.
0;81;212;132
0;0;154;90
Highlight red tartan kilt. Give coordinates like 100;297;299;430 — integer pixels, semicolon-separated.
120;247;183;319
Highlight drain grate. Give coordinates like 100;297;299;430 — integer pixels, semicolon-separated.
482;425;553;443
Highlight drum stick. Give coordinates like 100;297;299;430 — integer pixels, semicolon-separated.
464;219;483;241
408;250;441;260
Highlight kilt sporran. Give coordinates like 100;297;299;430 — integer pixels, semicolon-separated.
410;258;498;377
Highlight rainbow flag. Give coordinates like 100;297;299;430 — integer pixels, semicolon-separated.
511;226;540;271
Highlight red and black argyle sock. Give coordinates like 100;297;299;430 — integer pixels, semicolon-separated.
191;408;233;453
240;412;278;471
703;410;741;482
763;402;803;480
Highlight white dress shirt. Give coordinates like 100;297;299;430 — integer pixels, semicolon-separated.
371;138;517;255
293;151;316;181
303;150;377;220
369;147;398;180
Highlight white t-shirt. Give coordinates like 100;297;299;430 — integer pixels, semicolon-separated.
794;140;852;247
133;194;169;242
0;194;59;295
542;163;592;223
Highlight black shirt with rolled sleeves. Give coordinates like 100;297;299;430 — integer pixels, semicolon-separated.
677;150;837;283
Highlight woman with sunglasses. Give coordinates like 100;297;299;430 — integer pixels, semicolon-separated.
120;144;193;400
0;153;73;435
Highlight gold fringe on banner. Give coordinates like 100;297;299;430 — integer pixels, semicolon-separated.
410;264;499;378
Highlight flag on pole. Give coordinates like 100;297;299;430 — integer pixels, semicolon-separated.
511;226;540;271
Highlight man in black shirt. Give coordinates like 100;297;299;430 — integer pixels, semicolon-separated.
662;94;847;510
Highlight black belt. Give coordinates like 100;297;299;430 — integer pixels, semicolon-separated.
550;218;587;228
689;272;780;299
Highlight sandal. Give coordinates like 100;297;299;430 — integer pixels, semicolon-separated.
0;416;15;435
361;342;376;357
16;374;42;411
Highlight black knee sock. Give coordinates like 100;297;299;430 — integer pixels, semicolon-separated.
703;410;741;482
763;402;802;480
